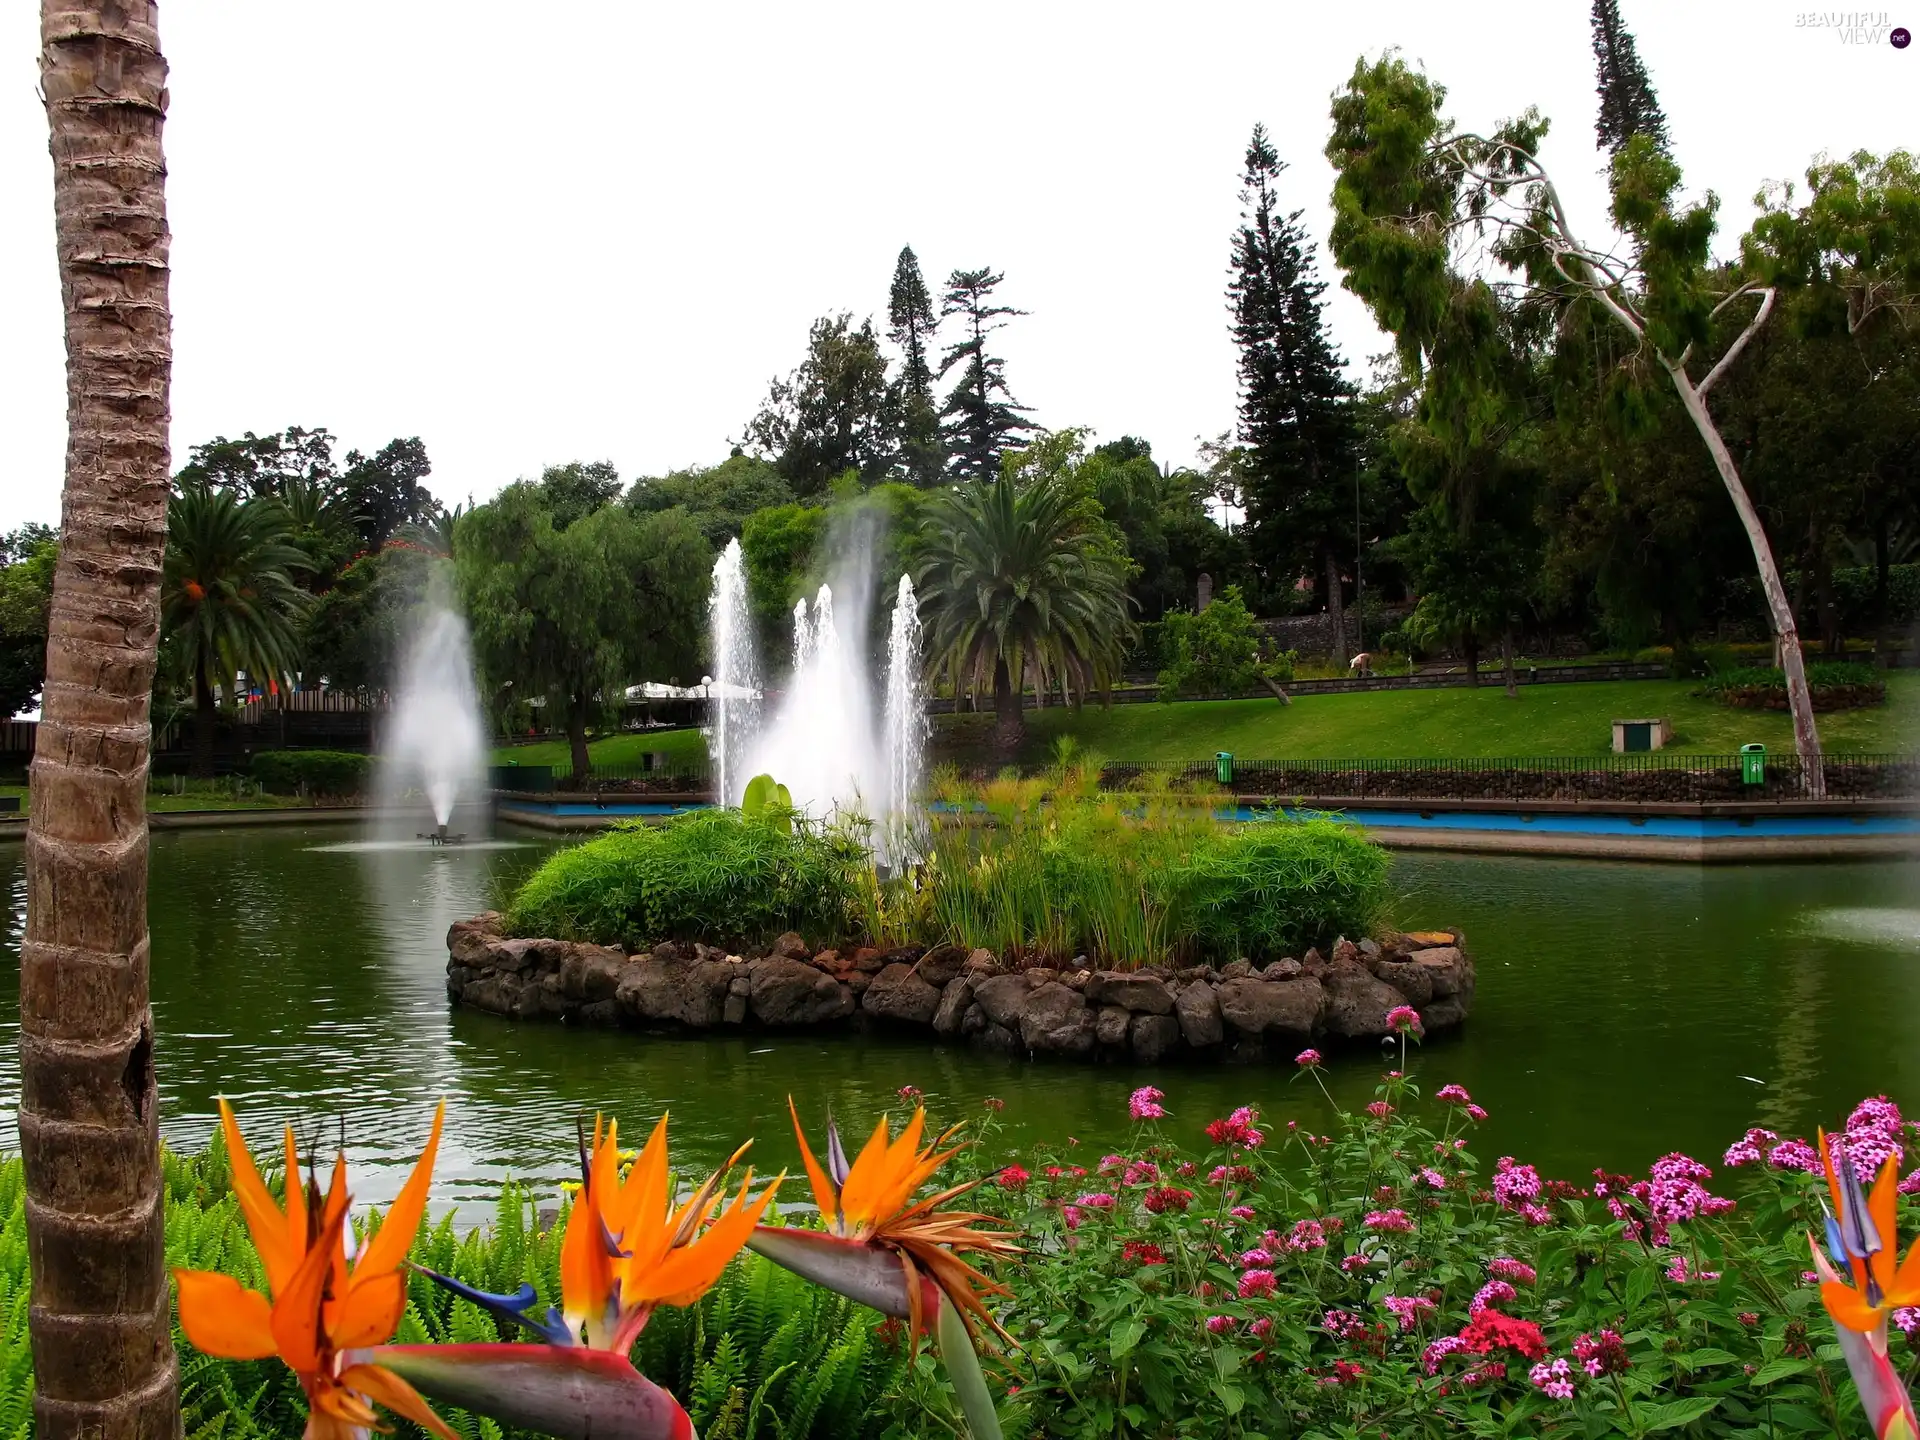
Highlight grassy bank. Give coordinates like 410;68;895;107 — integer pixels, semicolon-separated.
932;673;1920;766
490;727;708;772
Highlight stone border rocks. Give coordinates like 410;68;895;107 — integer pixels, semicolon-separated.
446;918;1474;1064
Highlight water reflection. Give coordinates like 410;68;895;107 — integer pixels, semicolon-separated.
1;830;1916;1220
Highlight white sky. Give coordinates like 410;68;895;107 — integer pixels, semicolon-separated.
0;2;1911;531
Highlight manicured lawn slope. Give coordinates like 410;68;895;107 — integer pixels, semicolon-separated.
932;674;1920;764
490;727;708;770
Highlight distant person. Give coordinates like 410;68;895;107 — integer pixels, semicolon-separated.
1349;651;1374;678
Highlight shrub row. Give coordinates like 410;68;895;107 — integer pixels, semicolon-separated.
248;749;373;796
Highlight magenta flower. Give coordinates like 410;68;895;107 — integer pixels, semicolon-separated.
996;1163;1030;1189
1122;1160;1160;1186
1492;1157;1542;1210
1249;1315;1273;1339
1228;1204;1256;1220
1142;1186;1194;1214
1528;1357;1575;1399
1365;1101;1393;1119
1466;1103;1489;1122
1471;1280;1517;1313
1418;1167;1448;1190
1902;1169;1920;1196
1128;1085;1167;1121
1295;1048;1322;1067
1283;1219;1327;1252
1237;1247;1274;1268
1723;1126;1778;1166
1062;1205;1084;1230
1340;1254;1371;1272
1097;1154;1126;1173
1487;1258;1537;1285
1423;1334;1466;1374
1383;1294;1437;1331
1894;1307;1920;1336
1385;1005;1423;1035
1435;1083;1472;1105
1073;1191;1116;1210
1205;1107;1265;1150
981;1096;1004;1111
1520;1203;1554;1226
1573;1328;1629;1377
1364;1208;1413;1233
896;1084;923;1104
1767;1139;1821;1174
1204;1314;1236;1334
1238;1269;1278;1299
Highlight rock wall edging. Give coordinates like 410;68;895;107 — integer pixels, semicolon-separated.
445;918;1475;1064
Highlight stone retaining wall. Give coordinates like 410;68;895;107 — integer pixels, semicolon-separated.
445;917;1474;1064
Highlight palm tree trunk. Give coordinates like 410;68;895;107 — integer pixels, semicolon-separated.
192;665;215;778
1323;547;1349;669
24;5;178;1437
992;657;1023;758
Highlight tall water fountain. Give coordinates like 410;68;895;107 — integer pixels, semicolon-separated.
378;595;488;839
706;532;926;863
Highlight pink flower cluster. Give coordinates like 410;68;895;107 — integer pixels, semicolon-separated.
1383;1294;1437;1331
1365;1101;1394;1119
1364;1207;1414;1233
1277;1218;1327;1252
1323;1308;1373;1341
1205;1314;1236;1334
1238;1269;1278;1299
1487;1257;1537;1285
1205;1106;1265;1150
1529;1357;1575;1399
1208;1163;1255;1185
1236;1247;1273;1268
1386;1004;1423;1035
1418;1167;1449;1190
996;1164;1029;1189
1122;1160;1160;1186
1295;1048;1322;1067
1895;1308;1920;1336
1646;1152;1735;1228
1842;1096;1907;1180
1722;1126;1778;1167
1665;1256;1721;1284
1128;1086;1167;1121
1471;1280;1517;1314
1573;1328;1629;1377
1492;1157;1540;1208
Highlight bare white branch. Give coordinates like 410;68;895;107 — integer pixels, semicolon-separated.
1696;286;1775;398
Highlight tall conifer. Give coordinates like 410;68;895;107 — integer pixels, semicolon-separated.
1227;124;1359;663
888;246;945;486
938;267;1034;482
1591;0;1671;157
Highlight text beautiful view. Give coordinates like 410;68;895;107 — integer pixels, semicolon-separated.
3;3;1919;1439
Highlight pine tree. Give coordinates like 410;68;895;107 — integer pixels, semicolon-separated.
1227;124;1359;663
1591;0;1670;157
937;267;1035;482
887;246;945;486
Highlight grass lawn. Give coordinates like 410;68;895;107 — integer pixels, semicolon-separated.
491;727;709;771
930;674;1920;765
0;783;332;816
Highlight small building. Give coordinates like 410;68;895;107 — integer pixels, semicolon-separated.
1611;717;1672;753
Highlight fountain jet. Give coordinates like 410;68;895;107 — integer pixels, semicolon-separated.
381;592;488;837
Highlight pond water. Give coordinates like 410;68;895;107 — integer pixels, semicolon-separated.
3;825;1917;1218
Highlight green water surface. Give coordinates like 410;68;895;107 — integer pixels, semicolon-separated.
2;825;1915;1216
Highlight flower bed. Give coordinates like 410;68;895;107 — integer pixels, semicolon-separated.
1703;662;1887;712
445;917;1473;1063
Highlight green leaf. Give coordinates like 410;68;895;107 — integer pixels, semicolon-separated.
1109;1319;1146;1361
1637;1396;1722;1431
1680;1348;1742;1367
1210;1380;1246;1417
935;1290;1004;1440
1626;1266;1657;1308
1749;1357;1812;1386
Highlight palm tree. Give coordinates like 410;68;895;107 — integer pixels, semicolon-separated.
161;486;311;776
25;4;180;1434
916;466;1135;756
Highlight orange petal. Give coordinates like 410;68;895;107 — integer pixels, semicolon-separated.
281;1126;307;1258
1869;1155;1901;1298
273;1184;349;1374
559;1185;613;1340
174;1269;277;1360
1823;1279;1885;1333
219;1099;294;1292
340;1364;459;1440
328;1267;406;1350
614;1115;672;1274
355;1101;443;1284
788;1099;839;1231
645;1173;782;1307
836;1117;895;1229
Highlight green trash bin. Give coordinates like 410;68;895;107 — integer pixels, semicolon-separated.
1739;743;1766;785
1216;751;1234;786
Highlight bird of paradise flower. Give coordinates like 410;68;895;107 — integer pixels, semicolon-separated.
1809;1130;1920;1440
746;1099;1022;1440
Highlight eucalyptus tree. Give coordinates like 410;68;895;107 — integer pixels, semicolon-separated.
1324;58;1917;793
26;3;179;1434
916;437;1135;755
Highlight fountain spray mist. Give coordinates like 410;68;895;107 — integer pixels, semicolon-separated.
379;588;488;834
705;518;926;859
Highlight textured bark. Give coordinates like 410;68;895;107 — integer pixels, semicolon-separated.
1323;546;1349;669
25;5;178;1437
991;656;1023;757
566;694;591;784
1670;369;1825;796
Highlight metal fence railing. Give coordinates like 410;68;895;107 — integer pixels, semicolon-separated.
482;753;1920;803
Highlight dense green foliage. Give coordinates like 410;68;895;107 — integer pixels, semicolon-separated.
300;543;441;699
938;268;1034;482
507;808;868;950
1155;588;1264;700
0;525;56;719
249;749;373;797
743;315;896;495
888;246;946;487
457;469;708;780
625;453;795;549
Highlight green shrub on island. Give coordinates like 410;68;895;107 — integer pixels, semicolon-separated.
248;748;373;797
507;806;867;950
